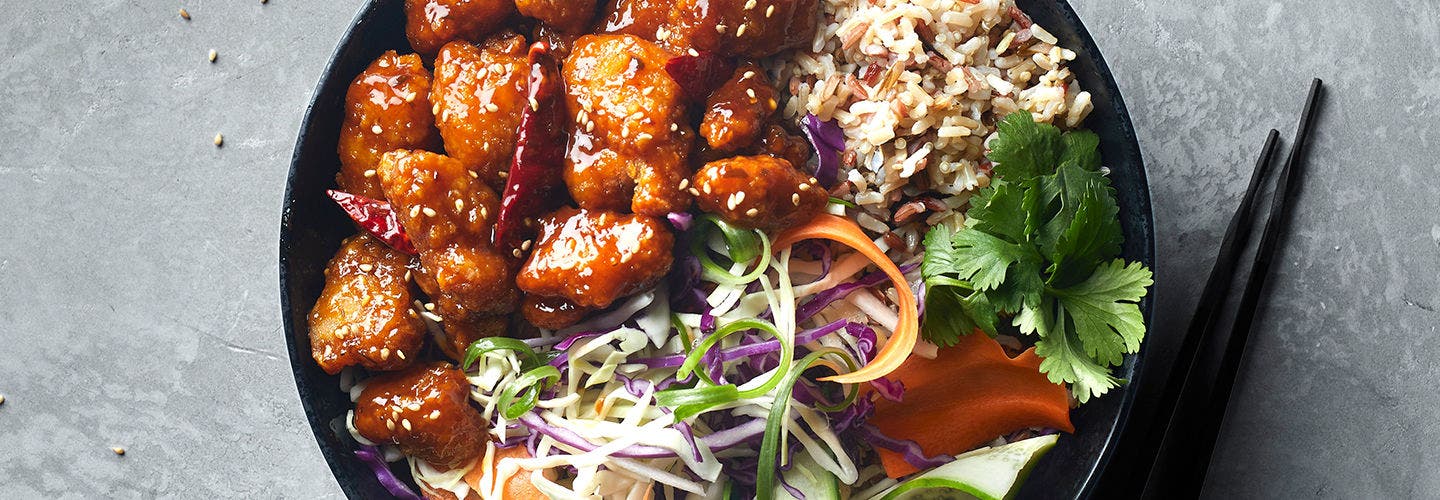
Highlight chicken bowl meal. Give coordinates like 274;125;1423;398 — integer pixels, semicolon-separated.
281;0;1153;498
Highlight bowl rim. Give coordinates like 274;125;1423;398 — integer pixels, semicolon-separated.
278;1;1155;498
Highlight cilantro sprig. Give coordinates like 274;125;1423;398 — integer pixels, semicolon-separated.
921;112;1153;402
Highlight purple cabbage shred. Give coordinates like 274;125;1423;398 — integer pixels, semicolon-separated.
801;114;844;189
353;446;423;500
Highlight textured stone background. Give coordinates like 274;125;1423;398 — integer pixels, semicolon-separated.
0;0;1435;498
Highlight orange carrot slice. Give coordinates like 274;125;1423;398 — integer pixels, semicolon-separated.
461;445;552;500
868;332;1074;478
774;214;919;384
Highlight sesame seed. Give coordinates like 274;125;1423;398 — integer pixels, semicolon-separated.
792;193;801;205
480;206;489;219
678;178;690;190
737;24;748;37
386;419;395;431
744;0;756;9
208;49;217;63
715;23;727;34
498;171;509;178
408;309;418;318
468;170;479;178
112;447;126;456
421;207;437;217
408;403;422;411
213;133;224;147
746;88;756;99
636;132;653;141
688;49;700;57
743;70;756;79
808;177;819;184
670;123;678;132
642;87;653;96
380;348;391;360
432;103;441;115
363;169;376;178
404;270;412;281
336;325;349;338
421;311;444;322
687;188;700;196
429;410;441;420
485;103;499;112
396;350;406;360
726;194;739;211
512;248;523;258
620;253;633;264
371;125;383;134
521;239;533;251
359;263;374;272
455;198;465;211
424;302;436;311
746;208;759;217
586;121;595;132
734;191;746;204
404;92;416;103
798;183;811;191
179;8;190;20
766;5;775;17
702;183;712;194
409;205;421;217
0;394;6;405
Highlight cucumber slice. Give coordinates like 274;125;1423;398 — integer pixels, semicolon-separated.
870;434;1058;500
774;450;842;500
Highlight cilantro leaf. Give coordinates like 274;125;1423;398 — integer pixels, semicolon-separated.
1052;259;1153;367
1017;298;1122;402
921;284;999;346
987;111;1064;182
966;180;1029;244
946;228;1041;293
1047;169;1123;286
920;223;959;280
1059;130;1101;171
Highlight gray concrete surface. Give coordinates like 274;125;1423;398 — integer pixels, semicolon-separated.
0;0;1434;498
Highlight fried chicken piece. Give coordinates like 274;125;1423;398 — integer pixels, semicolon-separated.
563;34;695;216
700;64;779;153
516;0;597;33
404;0;518;55
337;51;442;199
430;35;529;191
692;155;827;232
377;150;519;334
521;294;593;330
308;234;425;375
756;123;812;169
600;0;819;58
354;363;487;470
518;208;674;309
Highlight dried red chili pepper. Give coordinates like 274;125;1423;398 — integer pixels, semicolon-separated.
493;41;568;251
326;189;417;255
664;51;737;102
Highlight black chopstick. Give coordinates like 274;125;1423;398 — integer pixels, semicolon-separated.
1135;79;1325;498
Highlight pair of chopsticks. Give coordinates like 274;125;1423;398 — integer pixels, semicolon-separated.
1132;78;1325;497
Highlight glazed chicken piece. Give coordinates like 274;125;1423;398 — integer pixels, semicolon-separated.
756;123;813;170
563;34;695;216
700;64;779;153
600;0;819;58
516;0;597;33
376;150;519;345
336;51;442;199
404;0;517;56
430;35;529;192
518;208;675;309
692;155;827;232
353;363;487;470
308;234;425;374
522;294;593;330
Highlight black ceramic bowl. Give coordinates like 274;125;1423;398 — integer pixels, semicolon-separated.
280;1;1153;498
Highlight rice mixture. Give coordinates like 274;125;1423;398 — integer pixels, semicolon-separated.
768;0;1093;243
